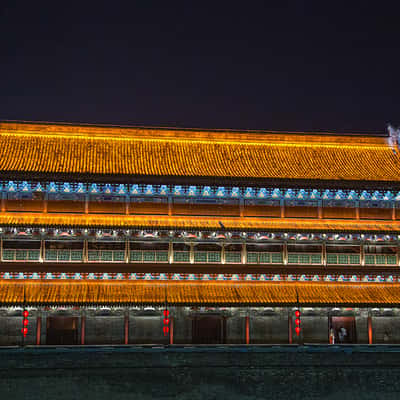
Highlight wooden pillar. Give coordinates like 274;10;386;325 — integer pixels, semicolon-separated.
280;199;285;218
80;313;86;345
239;198;244;217
1;192;5;213
125;196;130;215
355;202;360;220
40;239;44;262
0;237;3;262
36;314;41;345
124;311;129;345
84;239;88;263
84;194;89;214
169;317;174;345
125;240;130;263
322;241;326;266
361;243;365;266
168;196;172;216
368;313;373;344
221;243;226;264
288;314;293;344
168;241;173;264
283;241;288;265
43;193;48;213
245;315;250;344
189;243;194;264
241;243;247;264
318;200;323;219
392;204;396;221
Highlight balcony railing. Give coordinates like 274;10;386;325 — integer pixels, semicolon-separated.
246;252;283;264
193;251;221;263
326;253;360;265
1;248;398;267
2;249;41;262
130;250;169;263
87;250;125;263
45;249;83;262
364;254;397;266
287;253;322;265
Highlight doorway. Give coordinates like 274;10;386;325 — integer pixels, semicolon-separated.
192;315;225;344
46;317;79;345
330;316;357;344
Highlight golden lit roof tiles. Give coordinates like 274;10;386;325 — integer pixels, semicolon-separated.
1;280;400;306
0;121;398;182
1;212;400;232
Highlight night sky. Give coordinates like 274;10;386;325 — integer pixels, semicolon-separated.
1;1;399;133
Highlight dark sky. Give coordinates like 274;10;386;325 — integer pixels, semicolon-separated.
1;1;399;133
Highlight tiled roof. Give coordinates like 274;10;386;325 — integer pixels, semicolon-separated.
1;280;400;306
0;122;398;183
0;212;400;232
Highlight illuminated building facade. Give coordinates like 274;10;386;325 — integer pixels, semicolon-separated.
0;121;400;345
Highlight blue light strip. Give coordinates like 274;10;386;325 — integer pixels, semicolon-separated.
2;181;399;203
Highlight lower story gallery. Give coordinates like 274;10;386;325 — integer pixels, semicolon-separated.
1;279;400;346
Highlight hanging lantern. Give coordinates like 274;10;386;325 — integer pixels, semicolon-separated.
163;318;170;325
163;309;170;317
23;319;29;326
23;310;29;318
294;310;301;336
21;327;28;335
163;326;169;334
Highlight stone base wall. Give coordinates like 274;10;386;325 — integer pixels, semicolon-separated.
1;346;400;399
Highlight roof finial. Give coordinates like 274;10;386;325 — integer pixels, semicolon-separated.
388;124;400;149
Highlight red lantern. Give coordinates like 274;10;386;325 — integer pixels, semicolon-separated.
21;327;28;335
163;326;169;334
23;310;29;318
163;318;170;325
23;319;29;326
163;310;170;317
295;318;300;325
295;326;301;336
295;310;300;318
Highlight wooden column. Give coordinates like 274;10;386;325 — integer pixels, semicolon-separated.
168;241;173;264
36;314;41;345
84;239;88;263
221;243;226;264
0;238;3;262
392;204;396;220
361;243;365;266
84;194;89;214
80;313;86;345
280;199;285;218
239;198;244;217
317;200;323;219
355;202;360;220
169;317;174;345
125;196;130;215
43;193;48;213
245;315;250;344
1;192;5;213
322;241;326;266
288;314;293;344
241;243;247;264
168;196;172;216
125;240;130;263
124;311;129;345
189;243;194;264
283;241;288;265
368;313;373;344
